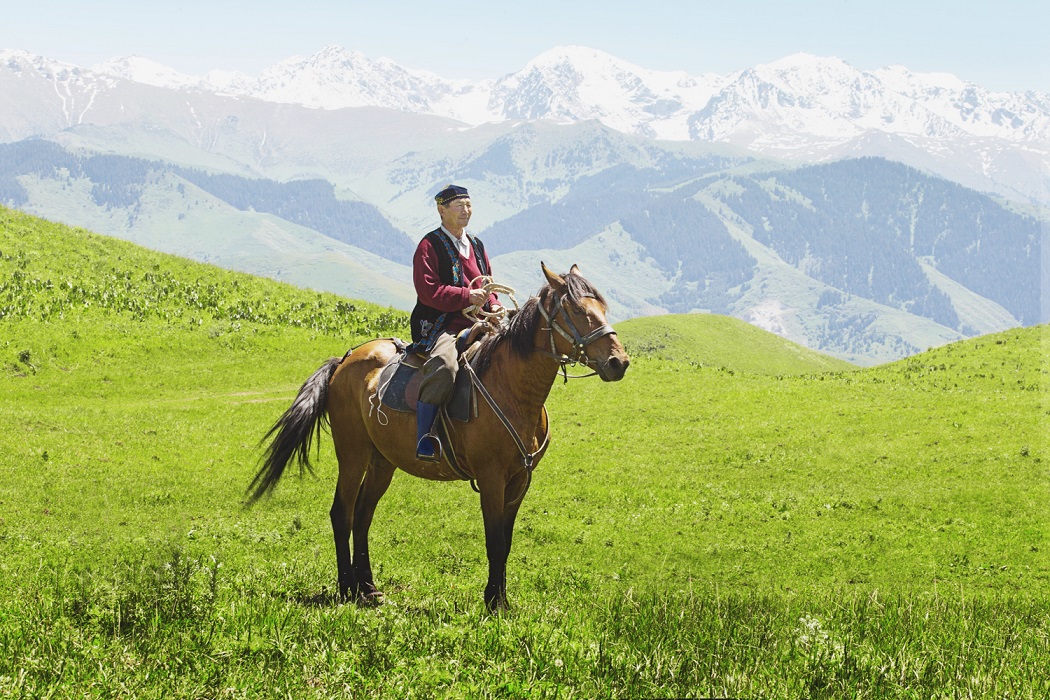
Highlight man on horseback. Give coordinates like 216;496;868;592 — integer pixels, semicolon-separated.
409;184;501;462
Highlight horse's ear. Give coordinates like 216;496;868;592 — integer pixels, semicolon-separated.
569;264;582;276
541;261;565;290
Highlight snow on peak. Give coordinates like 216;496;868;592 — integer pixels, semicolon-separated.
236;44;451;111
0;48;37;63
486;45;725;138
1;49;81;76
91;55;199;89
263;44;367;76
747;53;865;92
525;45;637;72
873;64;969;95
201;69;254;93
4;43;1045;150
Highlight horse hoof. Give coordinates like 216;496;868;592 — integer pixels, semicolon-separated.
486;598;510;614
357;590;385;608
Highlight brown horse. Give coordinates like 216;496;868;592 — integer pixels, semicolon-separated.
247;263;629;611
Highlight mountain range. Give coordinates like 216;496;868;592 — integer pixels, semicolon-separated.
1;45;1046;364
7;45;1045;203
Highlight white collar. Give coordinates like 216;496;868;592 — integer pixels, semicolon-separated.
440;225;472;258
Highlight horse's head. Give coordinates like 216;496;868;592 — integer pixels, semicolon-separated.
540;262;630;382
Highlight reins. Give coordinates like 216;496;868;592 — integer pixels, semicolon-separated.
458;357;549;508
461;359;551;472
462;276;520;324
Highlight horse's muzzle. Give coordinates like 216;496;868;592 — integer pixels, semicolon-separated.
599;354;630;382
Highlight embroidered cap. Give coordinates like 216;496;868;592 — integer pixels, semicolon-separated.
435;184;469;205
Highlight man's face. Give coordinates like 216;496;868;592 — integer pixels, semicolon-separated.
439;197;472;232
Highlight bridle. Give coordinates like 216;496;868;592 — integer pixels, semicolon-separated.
537;291;617;381
457;287;617;483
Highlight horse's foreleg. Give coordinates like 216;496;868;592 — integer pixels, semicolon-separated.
487;470;530;605
502;471;530;557
479;482;511;612
352;454;396;605
499;498;523;605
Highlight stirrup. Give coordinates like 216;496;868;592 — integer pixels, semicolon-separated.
416;433;443;463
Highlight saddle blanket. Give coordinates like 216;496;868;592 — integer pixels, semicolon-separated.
375;351;477;423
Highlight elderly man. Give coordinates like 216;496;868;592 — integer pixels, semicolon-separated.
409;184;500;462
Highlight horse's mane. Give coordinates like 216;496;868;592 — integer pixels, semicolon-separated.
472;271;607;379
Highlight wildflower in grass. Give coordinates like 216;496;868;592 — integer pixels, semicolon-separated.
796;615;844;663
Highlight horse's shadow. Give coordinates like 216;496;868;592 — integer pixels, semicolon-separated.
286;587;341;608
285;586;388;609
285;587;484;618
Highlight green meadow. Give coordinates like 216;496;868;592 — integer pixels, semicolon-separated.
1;205;1048;698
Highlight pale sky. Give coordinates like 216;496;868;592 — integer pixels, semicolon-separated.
5;0;1048;92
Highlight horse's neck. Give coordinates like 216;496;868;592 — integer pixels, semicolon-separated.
487;337;561;421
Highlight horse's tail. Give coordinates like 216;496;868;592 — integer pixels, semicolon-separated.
246;357;342;504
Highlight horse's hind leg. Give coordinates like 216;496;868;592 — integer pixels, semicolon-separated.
330;436;374;601
330;484;357;601
352;454;396;604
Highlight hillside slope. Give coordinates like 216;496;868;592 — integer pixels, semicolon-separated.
0;205;408;344
615;313;854;375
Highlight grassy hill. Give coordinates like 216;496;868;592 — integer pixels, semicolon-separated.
1;205;407;340
1;206;1047;698
615;312;855;374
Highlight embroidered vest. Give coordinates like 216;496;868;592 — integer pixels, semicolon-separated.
409;229;490;352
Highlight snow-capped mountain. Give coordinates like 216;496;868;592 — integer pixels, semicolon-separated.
239;45;461;114
2;44;1048;206
90;55;199;90
1;49;85;79
76;44;1048;149
482;46;726;139
692;53;1050;146
0;49;119;139
189;46;1049;146
52;43;1043;203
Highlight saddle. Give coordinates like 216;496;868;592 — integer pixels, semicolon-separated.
374;325;490;422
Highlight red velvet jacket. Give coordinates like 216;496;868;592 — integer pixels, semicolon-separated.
409;228;497;350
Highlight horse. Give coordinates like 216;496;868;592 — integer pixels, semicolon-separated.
247;263;630;611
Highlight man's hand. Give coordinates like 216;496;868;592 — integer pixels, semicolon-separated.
468;288;488;307
487;304;503;327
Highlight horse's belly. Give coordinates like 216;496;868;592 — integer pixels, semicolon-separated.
363;412;474;482
394;460;470;481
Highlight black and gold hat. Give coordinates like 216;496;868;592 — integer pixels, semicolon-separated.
435;184;469;205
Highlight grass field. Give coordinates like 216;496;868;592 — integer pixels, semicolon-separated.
1;206;1048;698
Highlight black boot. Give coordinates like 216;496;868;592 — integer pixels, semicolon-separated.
415;401;442;462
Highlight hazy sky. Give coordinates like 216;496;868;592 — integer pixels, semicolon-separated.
5;0;1048;92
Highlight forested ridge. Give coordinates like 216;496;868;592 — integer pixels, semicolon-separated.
716;158;1040;327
